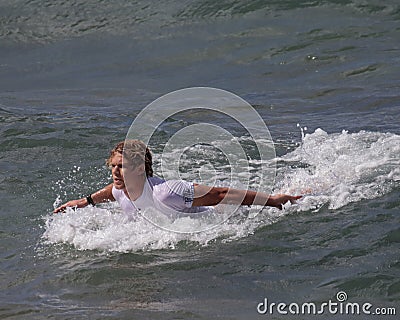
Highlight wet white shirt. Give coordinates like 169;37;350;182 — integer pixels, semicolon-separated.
112;176;212;218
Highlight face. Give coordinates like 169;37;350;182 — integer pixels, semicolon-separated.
110;154;125;189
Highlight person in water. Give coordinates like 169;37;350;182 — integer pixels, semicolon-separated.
54;140;301;215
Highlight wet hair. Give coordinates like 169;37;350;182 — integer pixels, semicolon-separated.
106;139;153;177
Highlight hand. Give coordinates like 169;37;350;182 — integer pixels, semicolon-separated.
268;194;302;210
53;198;88;213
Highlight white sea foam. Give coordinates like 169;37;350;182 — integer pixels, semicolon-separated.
42;203;272;252
42;128;399;252
276;128;400;211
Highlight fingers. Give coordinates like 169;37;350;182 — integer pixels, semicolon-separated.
53;205;66;213
274;194;302;210
53;204;76;213
289;195;302;204
53;201;74;213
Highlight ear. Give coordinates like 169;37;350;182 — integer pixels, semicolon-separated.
134;163;146;175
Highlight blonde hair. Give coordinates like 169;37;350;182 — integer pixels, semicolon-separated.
106;139;153;177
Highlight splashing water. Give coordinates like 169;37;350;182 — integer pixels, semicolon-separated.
276;128;400;211
42;203;276;252
42;128;399;252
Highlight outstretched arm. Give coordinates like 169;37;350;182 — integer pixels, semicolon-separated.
192;185;301;210
53;183;115;213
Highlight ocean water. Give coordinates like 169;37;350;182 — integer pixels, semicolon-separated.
1;0;399;319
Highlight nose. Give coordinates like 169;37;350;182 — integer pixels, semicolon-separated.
112;165;121;175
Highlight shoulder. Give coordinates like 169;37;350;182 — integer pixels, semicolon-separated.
151;179;193;194
147;176;165;186
166;180;194;195
153;179;194;208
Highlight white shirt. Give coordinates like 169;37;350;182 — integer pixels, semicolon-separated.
112;176;212;218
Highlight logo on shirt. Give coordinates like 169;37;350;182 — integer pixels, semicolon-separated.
183;189;193;205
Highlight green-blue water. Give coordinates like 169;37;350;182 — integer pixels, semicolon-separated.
0;0;399;318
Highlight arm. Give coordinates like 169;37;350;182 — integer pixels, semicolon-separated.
192;185;301;210
53;183;115;213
